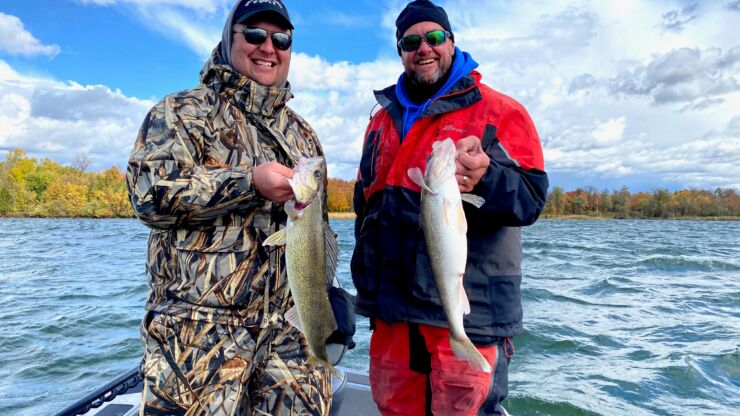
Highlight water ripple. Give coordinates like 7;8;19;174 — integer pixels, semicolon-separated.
1;218;738;415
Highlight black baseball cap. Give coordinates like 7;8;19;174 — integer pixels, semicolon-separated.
233;0;293;29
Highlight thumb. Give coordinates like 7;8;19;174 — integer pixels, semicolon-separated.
457;136;483;154
271;163;294;179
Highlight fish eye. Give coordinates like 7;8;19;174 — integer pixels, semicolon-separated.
314;170;322;178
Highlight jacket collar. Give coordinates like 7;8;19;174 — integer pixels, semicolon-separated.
200;48;293;118
374;70;482;124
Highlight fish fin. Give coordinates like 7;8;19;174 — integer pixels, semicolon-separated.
308;356;338;377
286;176;297;195
443;198;452;225
324;222;339;287
457;204;467;234
262;228;287;247
460;275;471;315
449;336;492;373
408;167;436;195
285;306;304;334
461;193;485;208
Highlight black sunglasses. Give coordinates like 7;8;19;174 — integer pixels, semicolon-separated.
236;27;292;51
397;30;451;52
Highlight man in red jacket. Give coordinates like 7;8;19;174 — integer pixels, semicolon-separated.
351;1;549;415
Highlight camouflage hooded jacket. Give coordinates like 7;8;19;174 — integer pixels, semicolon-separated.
127;51;324;327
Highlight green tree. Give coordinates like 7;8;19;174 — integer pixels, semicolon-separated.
650;188;673;218
545;186;566;216
612;186;631;218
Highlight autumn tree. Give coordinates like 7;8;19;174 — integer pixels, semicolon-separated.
327;178;354;212
2;149;739;219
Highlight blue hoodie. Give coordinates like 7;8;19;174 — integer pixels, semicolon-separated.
395;47;479;140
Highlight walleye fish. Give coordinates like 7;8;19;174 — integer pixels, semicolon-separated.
263;156;339;373
408;138;491;373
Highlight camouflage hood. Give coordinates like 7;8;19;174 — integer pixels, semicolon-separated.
127;49;324;326
200;48;293;119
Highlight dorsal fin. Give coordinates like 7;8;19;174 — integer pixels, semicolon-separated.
324;222;339;287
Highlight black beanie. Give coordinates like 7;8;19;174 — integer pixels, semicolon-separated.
395;0;454;41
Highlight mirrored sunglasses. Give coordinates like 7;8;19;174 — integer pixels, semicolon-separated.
397;30;450;52
237;27;292;51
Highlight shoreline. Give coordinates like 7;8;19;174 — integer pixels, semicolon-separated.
539;214;740;221
329;212;356;219
1;213;738;221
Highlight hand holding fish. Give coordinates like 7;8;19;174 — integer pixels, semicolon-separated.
455;136;490;193
253;162;294;202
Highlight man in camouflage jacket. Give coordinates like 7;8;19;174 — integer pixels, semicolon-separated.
126;1;332;414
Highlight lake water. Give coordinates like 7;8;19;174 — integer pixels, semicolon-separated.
0;218;738;415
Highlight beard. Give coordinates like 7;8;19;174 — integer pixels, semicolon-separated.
406;52;453;87
409;64;445;86
410;71;442;87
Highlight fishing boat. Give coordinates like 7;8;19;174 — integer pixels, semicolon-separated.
55;345;380;416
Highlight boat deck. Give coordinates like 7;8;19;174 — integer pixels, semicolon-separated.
55;366;380;416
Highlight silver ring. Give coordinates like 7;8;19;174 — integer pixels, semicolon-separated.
462;175;469;185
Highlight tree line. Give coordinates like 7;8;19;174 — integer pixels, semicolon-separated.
0;149;356;217
543;186;740;219
0;150;130;217
0;149;737;219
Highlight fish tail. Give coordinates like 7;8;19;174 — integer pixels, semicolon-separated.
308;356;338;377
449;336;492;373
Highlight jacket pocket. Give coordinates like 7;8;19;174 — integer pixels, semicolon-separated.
146;230;177;300
173;226;256;307
461;269;523;337
468;226;523;327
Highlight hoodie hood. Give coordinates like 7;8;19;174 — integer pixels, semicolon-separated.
218;1;242;67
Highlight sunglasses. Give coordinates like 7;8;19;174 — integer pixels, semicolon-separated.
236;27;292;51
397;30;451;52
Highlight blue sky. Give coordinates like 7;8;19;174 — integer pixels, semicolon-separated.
1;0;739;191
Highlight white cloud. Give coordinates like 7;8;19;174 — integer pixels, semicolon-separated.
592;117;626;147
0;93;31;141
0;13;60;57
288;53;400;178
659;3;698;33
0;60;22;81
6;0;740;191
0;60;154;172
433;0;740;190
76;0;223;12
606;46;740;105
77;0;227;58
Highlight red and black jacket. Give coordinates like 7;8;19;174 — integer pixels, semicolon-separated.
351;71;548;343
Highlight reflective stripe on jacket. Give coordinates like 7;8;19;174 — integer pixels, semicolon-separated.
351;70;549;343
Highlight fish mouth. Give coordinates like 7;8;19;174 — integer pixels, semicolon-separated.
292;197;317;212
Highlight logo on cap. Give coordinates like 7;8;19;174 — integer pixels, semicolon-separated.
244;0;285;10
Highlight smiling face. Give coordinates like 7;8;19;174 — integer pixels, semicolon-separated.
401;21;455;86
231;19;291;87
